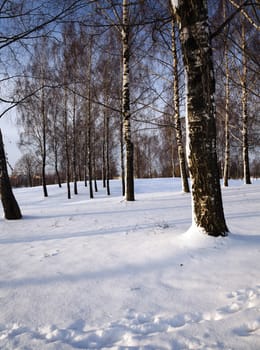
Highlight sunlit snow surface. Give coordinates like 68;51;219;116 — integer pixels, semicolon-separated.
0;178;259;349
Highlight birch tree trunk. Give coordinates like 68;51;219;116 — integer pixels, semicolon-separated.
52;103;62;188
223;44;230;187
241;22;251;184
87;38;94;199
105;112;111;196
64;88;71;200
172;19;190;193
0;129;22;219
41;86;48;197
87;98;94;199
72;90;78;195
122;0;134;201
120;116;125;196
223;3;230;187
102;94;110;195
102;117;106;188
93;146;98;193
171;0;228;236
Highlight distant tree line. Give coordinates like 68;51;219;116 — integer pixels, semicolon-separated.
8;0;259;197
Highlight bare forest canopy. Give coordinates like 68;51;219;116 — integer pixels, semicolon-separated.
0;0;259;191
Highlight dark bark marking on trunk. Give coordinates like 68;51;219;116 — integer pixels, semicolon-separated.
0;129;22;220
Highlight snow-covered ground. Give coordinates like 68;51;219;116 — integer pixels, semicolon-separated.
0;178;259;350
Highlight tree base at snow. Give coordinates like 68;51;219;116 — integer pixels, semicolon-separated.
0;129;22;220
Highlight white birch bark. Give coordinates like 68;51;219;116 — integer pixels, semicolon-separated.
64;87;71;200
39;55;48;198
223;2;230;187
172;19;190;193
171;0;228;236
72;90;78;195
122;0;134;201
241;22;251;184
87;37;94;199
40;84;48;198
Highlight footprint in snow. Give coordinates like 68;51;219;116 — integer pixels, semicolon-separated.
219;286;260;337
233;319;260;336
227;286;259;310
0;323;30;341
44;249;60;258
216;302;242;316
37;323;124;349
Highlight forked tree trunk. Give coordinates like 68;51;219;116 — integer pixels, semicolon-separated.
172;19;190;193
0;129;22;219
172;0;228;236
122;0;134;201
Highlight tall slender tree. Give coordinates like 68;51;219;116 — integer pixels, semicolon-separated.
122;0;135;201
63;87;71;199
40;59;48;198
241;20;251;184
86;36;94;199
16;37;54;197
223;0;231;187
172;18;190;193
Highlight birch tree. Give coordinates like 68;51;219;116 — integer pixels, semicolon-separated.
96;31;121;196
241;20;251;184
0;0;92;215
63;87;71;199
86;37;94;199
122;0;135;201
223;1;230;187
171;0;228;236
39;53;49;198
16;37;52;197
212;0;259;181
48;90;63;188
172;18;190;193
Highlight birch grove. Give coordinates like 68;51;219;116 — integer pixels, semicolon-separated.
0;0;259;228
